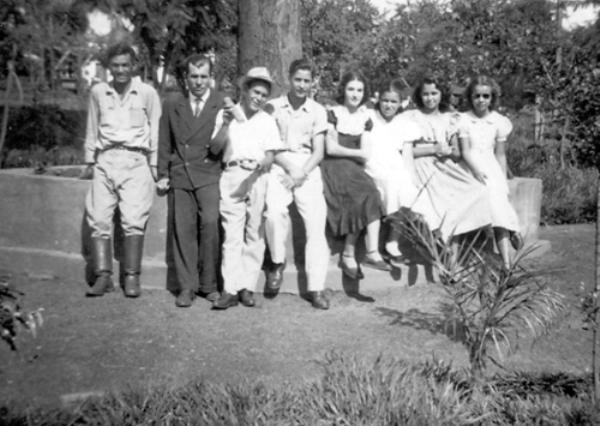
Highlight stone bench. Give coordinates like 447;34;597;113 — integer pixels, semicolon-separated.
0;166;548;294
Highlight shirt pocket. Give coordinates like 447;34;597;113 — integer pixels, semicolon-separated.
129;101;147;128
99;99;118;126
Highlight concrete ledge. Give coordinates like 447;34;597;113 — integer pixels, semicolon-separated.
0;167;547;294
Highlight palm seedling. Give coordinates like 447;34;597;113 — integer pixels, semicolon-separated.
387;208;565;380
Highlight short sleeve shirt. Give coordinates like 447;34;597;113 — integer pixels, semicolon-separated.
213;107;283;163
401;109;461;144
458;111;513;154
267;96;328;153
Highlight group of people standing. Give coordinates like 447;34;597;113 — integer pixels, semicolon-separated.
82;42;522;311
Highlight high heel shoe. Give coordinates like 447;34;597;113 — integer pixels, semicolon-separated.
510;232;524;251
362;251;392;271
340;254;361;279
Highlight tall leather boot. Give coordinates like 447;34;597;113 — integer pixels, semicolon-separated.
86;237;114;297
122;234;144;298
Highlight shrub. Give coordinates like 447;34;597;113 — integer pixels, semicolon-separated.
0;104;86;168
536;164;598;225
507;135;597;225
0;272;43;351
1;352;598;425
1;146;83;169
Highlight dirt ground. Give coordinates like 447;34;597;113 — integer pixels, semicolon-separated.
0;224;593;409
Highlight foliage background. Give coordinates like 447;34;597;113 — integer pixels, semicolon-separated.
0;0;599;224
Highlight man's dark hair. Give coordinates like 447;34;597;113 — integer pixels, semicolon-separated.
103;42;137;66
181;53;213;76
288;58;314;78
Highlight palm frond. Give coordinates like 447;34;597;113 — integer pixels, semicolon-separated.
387;209;566;378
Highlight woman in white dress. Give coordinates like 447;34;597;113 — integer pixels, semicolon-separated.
459;75;523;268
365;79;424;261
403;76;493;244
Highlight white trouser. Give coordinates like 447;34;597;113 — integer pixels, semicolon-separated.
265;159;329;291
85;149;154;239
220;166;268;294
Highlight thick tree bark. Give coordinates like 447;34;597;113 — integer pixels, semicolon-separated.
238;0;302;96
594;178;600;404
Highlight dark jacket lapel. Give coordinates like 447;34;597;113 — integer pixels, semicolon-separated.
175;94;193;136
185;90;221;142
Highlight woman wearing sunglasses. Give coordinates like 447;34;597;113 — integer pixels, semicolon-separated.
402;75;492;246
459;75;523;269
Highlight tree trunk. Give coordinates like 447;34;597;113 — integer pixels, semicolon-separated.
238;0;302;96
594;177;600;404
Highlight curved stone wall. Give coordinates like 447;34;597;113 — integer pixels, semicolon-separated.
0;167;546;293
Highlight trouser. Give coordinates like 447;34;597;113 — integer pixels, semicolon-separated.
170;185;220;294
265;160;329;292
85;149;154;238
219;167;268;294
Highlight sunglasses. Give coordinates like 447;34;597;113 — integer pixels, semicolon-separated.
473;93;491;99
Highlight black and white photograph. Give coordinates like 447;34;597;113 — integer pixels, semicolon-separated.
1;0;600;423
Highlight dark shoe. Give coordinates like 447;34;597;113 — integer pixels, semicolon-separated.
362;254;392;272
86;273;114;297
510;232;524;251
384;253;406;268
122;235;144;298
266;262;286;291
340;255;360;280
86;237;114;297
212;292;239;310
175;290;195;308
204;291;220;303
239;289;255;307
310;291;330;310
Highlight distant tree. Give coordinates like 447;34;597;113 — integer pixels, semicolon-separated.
300;0;380;94
69;0;237;91
3;0;85;93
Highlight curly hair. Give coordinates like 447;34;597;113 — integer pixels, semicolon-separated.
335;69;370;106
411;75;450;112
375;78;411;115
465;75;501;111
103;42;137;67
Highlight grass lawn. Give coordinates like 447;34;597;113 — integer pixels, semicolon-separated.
0;224;594;421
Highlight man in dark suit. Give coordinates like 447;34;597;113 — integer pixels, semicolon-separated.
157;54;224;307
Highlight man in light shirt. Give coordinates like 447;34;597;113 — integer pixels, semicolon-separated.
83;42;161;298
264;58;331;310
157;54;224;308
211;67;284;310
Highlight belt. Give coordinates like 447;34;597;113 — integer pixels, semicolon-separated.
224;159;259;170
103;145;149;155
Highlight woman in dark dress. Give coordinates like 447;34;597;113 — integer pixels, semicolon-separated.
321;70;390;279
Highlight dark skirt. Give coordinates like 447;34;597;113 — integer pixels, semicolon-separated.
321;156;383;236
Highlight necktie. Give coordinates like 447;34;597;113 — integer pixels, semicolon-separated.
194;99;202;117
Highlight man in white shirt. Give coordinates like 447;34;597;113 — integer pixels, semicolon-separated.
211;67;284;310
264;58;331;309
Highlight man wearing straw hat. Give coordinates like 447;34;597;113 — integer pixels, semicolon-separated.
211;66;284;310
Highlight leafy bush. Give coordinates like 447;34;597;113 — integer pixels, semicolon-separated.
0;104;86;168
507;123;598;225
536;164;598;225
1;146;83;169
0;272;43;351
1;352;597;425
